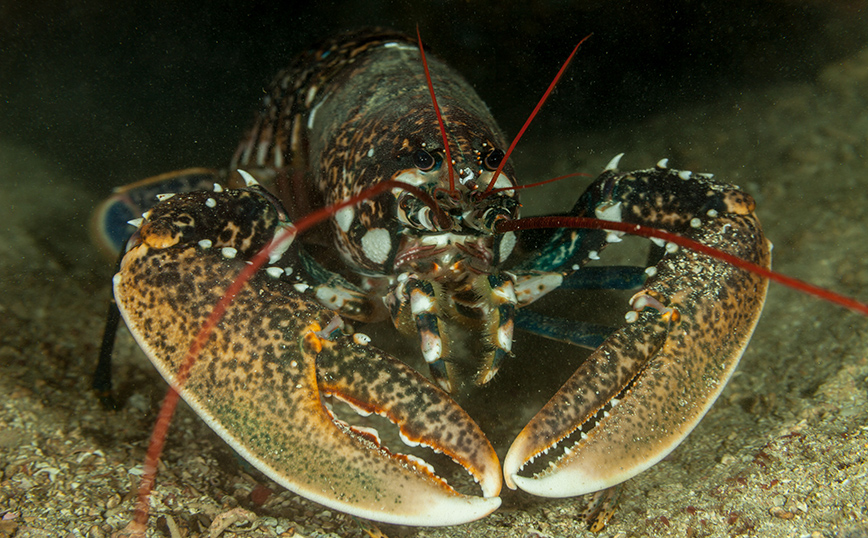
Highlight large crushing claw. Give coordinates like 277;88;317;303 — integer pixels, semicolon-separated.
113;186;501;525
504;165;772;496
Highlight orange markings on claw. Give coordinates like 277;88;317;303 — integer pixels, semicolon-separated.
302;322;325;354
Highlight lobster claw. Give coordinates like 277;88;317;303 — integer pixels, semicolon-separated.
504;166;772;496
113;186;501;525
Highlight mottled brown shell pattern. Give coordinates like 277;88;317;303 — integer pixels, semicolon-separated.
231;30;517;275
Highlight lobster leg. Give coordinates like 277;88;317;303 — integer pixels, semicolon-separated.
514;310;613;350
512;265;648;348
559;265;648;290
504;163;771;496
113;185;501;525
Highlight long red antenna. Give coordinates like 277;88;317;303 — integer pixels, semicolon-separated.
496;216;868;316
485;34;592;193
416;26;456;193
485;171;591;196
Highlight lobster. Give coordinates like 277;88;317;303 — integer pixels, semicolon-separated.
94;28;786;530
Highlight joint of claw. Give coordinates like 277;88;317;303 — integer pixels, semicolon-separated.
303;316;349;352
315;315;345;340
626;291;680;325
301;322;325;354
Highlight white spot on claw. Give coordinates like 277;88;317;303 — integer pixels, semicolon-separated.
198;239;212;249
353;333;371;346
266;266;284;278
221;247;237;259
205;197;217;208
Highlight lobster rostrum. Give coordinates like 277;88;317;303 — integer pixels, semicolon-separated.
97;29;776;527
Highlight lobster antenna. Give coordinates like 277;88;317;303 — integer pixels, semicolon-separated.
497;216;868;317
484;171;591;196
416;26;456;193
485;34;591;193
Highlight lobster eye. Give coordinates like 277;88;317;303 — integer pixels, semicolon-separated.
483;148;505;171
413;149;436;171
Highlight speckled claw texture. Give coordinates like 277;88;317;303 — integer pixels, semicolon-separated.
504;167;772;496
113;187;501;526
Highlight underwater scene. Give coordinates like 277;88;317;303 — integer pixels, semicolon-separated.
1;2;868;536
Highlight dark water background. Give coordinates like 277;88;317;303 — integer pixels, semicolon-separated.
2;1;865;189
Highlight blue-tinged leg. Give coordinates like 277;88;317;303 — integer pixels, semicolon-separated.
514;310;613;350
560;266;647;291
513;266;645;351
93;251;123;409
